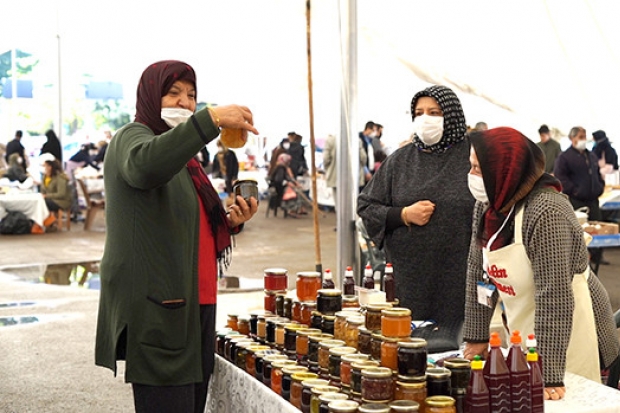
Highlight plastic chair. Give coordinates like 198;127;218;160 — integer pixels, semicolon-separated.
76;178;105;230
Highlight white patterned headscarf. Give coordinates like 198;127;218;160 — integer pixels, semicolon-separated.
410;85;467;153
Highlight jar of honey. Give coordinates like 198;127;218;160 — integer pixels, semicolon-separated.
297;271;322;302
365;303;392;331
310;385;340;413
237;316;250;336
245;345;271;376
328;346;357;381
226;314;239;331
361;366;394;403
264;267;288;291
282;365;309;401
301;379;330;413
397;339;428;379
380;336;401;372
370;333;384;361
301;301;318;326
381;308;412;338
350;360;380;397
394;379;426;404
335;310;359;341
275;320;289;350
290;372;320;409
297;328;323;365
271;359;298;395
275;293;287;317
388;400;420;412
424;395;456;413
358;327;373;355
328;400;360;413
317;288;343;315
344;315;365;349
340;353;370;388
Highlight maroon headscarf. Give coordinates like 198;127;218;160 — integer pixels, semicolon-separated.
470;127;562;250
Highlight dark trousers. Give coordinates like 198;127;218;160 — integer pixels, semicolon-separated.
132;304;216;413
570;197;602;221
44;198;61;212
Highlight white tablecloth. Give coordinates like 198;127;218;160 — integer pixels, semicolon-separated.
545;372;620;413
0;192;49;226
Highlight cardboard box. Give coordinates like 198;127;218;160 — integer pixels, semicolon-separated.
582;221;619;235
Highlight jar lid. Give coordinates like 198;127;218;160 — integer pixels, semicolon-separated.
358;402;391;412
237;315;250;322
227;313;238;318
311;310;323;317
282;365;309;375
426;367;451;379
424;396;455;407
301;301;317;308
365;303;393;312
250;310;273;317
335;310;358;317
297;328;323;337
319;339;346;349
264;289;287;295
267;316;289;325
359;327;372;335
310;385;340;395
246;345;271;353
255;349;281;359
396;378;426;388
216;328;233;337
271;360;298;369
275;320;289;327
381;307;412;317
264;268;288;275
291;372;319;382
327;400;360;412
328;346;357;356
351;360;380;370
443;357;471;369
361;366;393;378
284;323;305;331
341;353;370;363
309;333;334;342
398;338;427;348
388;400;420;412
346;315;365;325
297;271;321;278
263;354;289;363
342;295;359;303
371;333;384;339
318;392;349;403
318;288;342;296
322;315;336;321
300;378;330;388
382;336;402;343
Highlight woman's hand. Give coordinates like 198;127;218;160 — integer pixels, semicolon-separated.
211;105;259;135
227;195;258;227
462;342;489;361
402;200;436;226
544;386;566;400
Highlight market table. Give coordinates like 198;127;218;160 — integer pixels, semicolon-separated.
0;192;49;227
206;354;620;413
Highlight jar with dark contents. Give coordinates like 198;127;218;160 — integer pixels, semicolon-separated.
265;289;285;314
365;303;392;331
340;353;370;388
317;288;343;315
370;333;384;361
311;311;323;330
310;385;340;413
442;358;470;395
328;400;360;413
271;359;298;395
227;336;252;364
394;378;426;405
290;372;320;409
285;323;305;353
249;310;272;339
388;400;420;412
235;341;257;370
245;345;270;376
281;366;309;401
319;392;349;413
308;333;334;365
301;379;330;413
358;327;373;355
254;349;281;383
284;297;293;319
424;395;456;413
275;293;286;317
328;346;357;381
237;316;250;336
265;317;279;345
262;354;289;388
350;360;380;397
426;368;452;397
397;339;428;379
318;340;346;376
297;328;323;365
301;301;318;326
361;366;394;403
216;328;233;356
292;300;302;323
322;315;336;335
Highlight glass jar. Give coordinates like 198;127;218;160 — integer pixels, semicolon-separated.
361;367;394;403
267;316;288;345
297;328;323;365
284;297;293;319
340;353;370;388
245;345;270;376
301;379;331;413
370;333;384;361
318;339;346;373
227;336;252;364
264;267;288;291
381;308;412;338
358;404;391;413
250;310;272;339
254;349;281;382
291;372;320;409
319;392;349;413
235;341;257;370
271;359;298;394
328;400;360;413
263;354;289;388
389;400;420;412
358;327;373;355
350;361;380;396
276;293;287;317
264;290;285;314
317;288;343;315
397;339;428;379
442;358;470;395
301;301;317;326
311;311;324;330
227;314;239;331
297;271;322;302
310;385;340;413
335;310;359;341
256;315;270;342
342;295;360;309
424;395;456;413
394;379;426;404
284;323;305;353
308;333;334;364
216;328;234;356
328;346;357;381
237;316;250;336
380;336;401;372
275;321;288;350
282;366;309;401
322;315;336;335
365;303;392;331
292;299;303;323
426;368;451;397
345;315;365;349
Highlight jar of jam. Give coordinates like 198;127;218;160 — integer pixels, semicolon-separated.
317;288;343;315
245;345;271;376
311;311;324;330
271;359;298;394
310;385;340;413
350;361;380;396
254;349;281;382
328;346;357;381
265;290;286;314
361;366;394;403
235;341;258;370
237;316;250;335
250;310;272;338
388;400;420;412
290;372;320;409
264;267;288;291
297;271;322;302
335;310;359;341
322;315;336;335
227;336;252;363
358;404;391;413
345;315;365;349
267;316;288;345
358;327;373;355
426;368;451;397
370;333;384;361
284;297;293;319
442;358;470;395
397;339;427;379
318;339;346;374
381;308;412;338
285;323;305;353
342;295;360;309
301;379;331;413
308;333;335;365
297;328;323;364
216;328;234;356
394;379;426;404
257;315;274;342
227;314;239;331
340;353;370;388
424;395;456;413
263;354;289;388
365;303;392;331
301;301;318;326
275;320;289;350
276;293;287;317
319;392;349;413
380;336;401;372
328;400;360;413
282;365;309;401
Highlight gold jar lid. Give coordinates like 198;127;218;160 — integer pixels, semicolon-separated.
284;323;305;332
361;366;393;378
319;339;346;349
381;307;412;317
346;315;365;325
425;395;455;407
282;365;309;375
297;271;321;278
264;267;288;275
264;289;287;296
291;372;319;383
341;353;370;364
301;301;317;308
322;315;336;321
326;400;360;412
388;400;420;412
271;360;298;369
246;345;271;354
365;303;393;312
371;333;384;340
336;310;360;319
310;385;340;395
351;360;380;371
297;328;322;337
382;336;402;343
426;367;451;379
328;346;357;357
443;357;471;369
398;338;427;348
309;333;334;342
358;403;391;413
396;378;426;388
318;288;342;297
263;354;289;363
300;378;330;388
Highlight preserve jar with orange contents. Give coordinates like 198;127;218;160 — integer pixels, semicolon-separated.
296;328;322;363
381;308;412;338
226;314;239;331
292;300;302;323
271;359;298;394
328;346;357;380
340;353;370;387
290;372;319;409
308;333;334;365
282;365;309;401
318;339;346;372
334;310;359;341
345;315;365;349
394;379;427;405
297;271;322;302
424;395;456;413
245;345;270;376
237;316;250;335
380;336;401;372
301;301;317;326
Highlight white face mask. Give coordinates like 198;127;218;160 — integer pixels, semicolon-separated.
575;140;587;151
161;108;193;128
282;143;290;150
369;132;377;138
413;114;444;146
468;173;489;203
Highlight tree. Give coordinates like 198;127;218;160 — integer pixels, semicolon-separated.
0;49;39;97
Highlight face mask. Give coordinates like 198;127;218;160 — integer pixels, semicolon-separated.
468;173;489;203
283;143;290;150
161;108;193;128
16;157;23;165
575;140;587;151
369;132;377;138
413;114;444;146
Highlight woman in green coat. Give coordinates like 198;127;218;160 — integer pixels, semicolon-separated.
95;60;258;413
40;159;71;212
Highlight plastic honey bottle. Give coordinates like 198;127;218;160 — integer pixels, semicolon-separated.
322;268;335;289
483;332;511;413
526;334;543;372
362;264;375;290
527;348;544;413
507;331;531;413
382;263;395;302
465;355;490;413
342;266;355;295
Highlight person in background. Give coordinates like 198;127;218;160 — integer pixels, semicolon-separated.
322;134;337;210
211;139;239;196
66;143;100;179
40;159;71;214
359;121;376;190
268;136;290;174
536;124;561;174
5;130;28;170
93;140;109;165
358;85;475;346
371;122;387;159
288;133;309;213
592;129;619;177
473;121;488;131
95;60;258;413
268;153;302;218
462;127;619;400
40;129;63;164
3;153;29;183
0;143;8;176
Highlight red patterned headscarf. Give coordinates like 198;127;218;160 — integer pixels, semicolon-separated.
470;127;562;250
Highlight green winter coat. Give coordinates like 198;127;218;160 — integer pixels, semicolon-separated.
41;174;72;210
95;109;219;385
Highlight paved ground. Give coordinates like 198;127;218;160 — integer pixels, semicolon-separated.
0;203;619;412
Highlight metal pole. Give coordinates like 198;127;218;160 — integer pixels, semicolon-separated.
56;3;63;157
